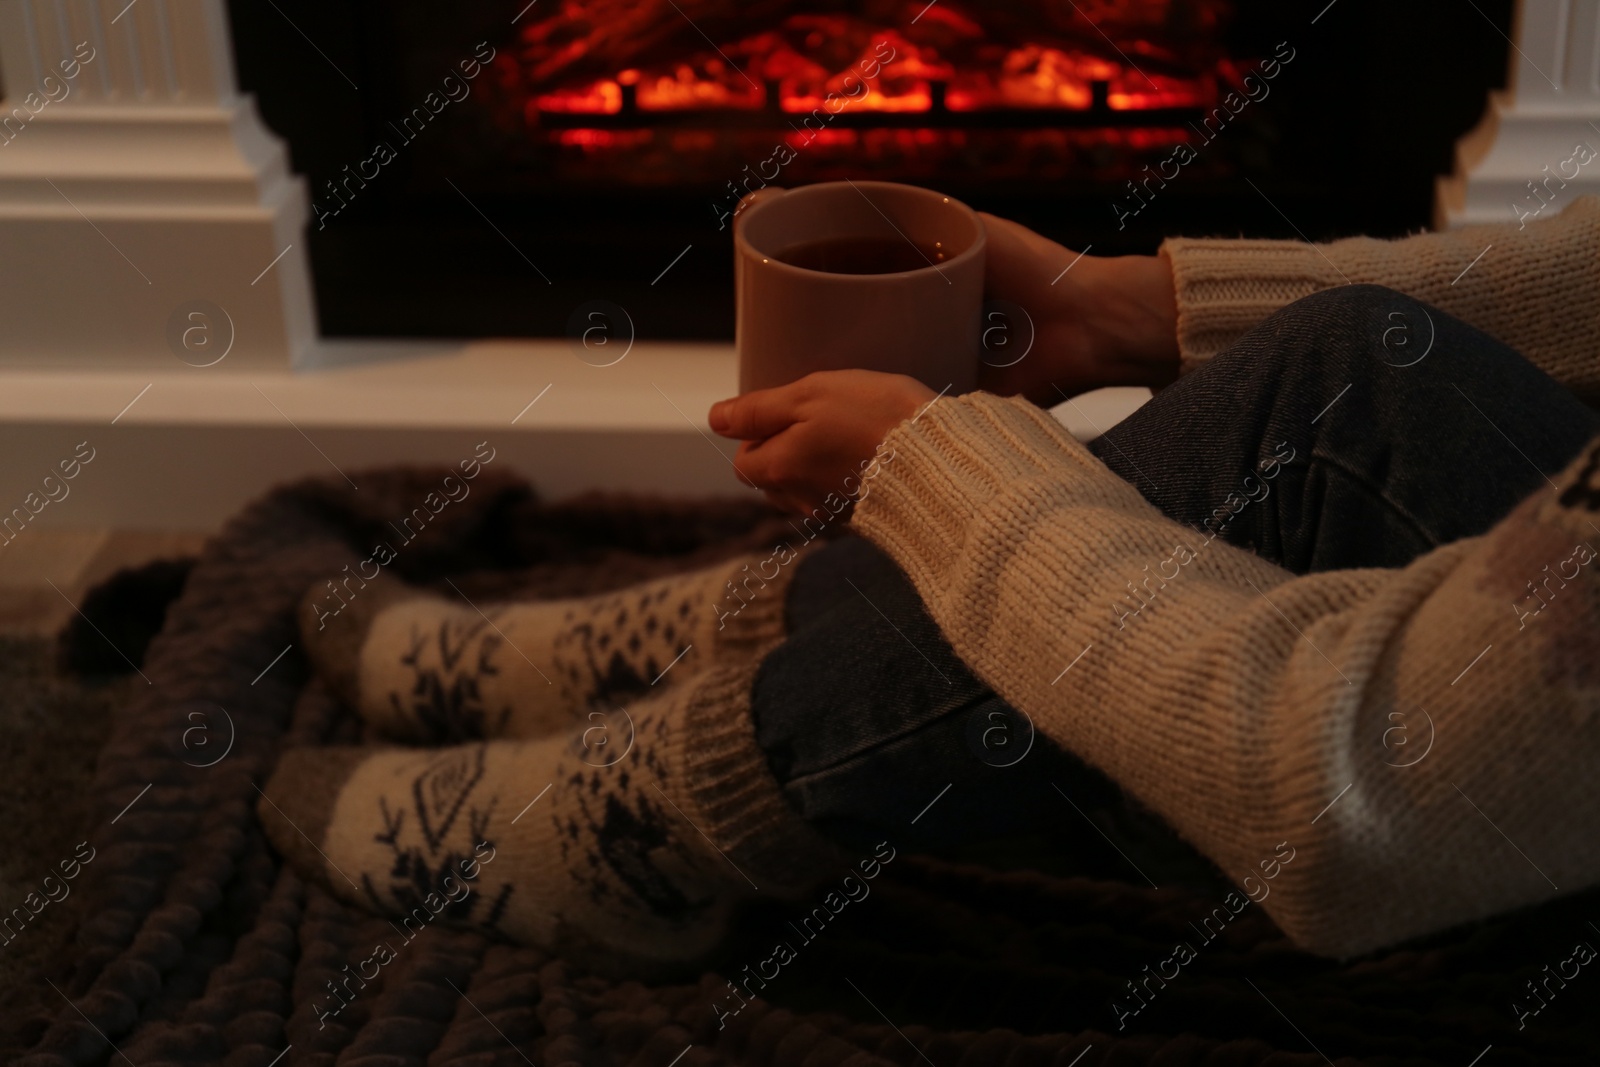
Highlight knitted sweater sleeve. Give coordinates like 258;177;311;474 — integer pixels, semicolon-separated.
851;392;1600;957
1160;196;1600;400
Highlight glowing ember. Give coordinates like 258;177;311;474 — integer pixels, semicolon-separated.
944;47;1094;111
532;81;620;114
484;1;1237;185
1106;67;1210;110
510;5;1230;117
637;59;762;110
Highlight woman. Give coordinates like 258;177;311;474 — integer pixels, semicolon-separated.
260;195;1600;977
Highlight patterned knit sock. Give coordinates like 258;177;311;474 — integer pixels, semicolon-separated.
260;583;836;978
298;553;783;743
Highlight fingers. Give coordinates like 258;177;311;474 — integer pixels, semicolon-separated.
741;432;842;516
730;440;804;514
713;370;908;511
761;487;808;516
709;381;805;439
729;450;760;489
732;435;785;491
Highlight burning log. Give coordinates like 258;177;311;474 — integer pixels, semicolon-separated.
511;0;1231;92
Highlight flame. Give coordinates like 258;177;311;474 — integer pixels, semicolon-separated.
638;58;762;110
524;19;1221;117
778;36;931;113
1108;71;1206;110
781;84;932;113
533;80;621;114
959;46;1117;111
554;128;651;148
535;125;1207;190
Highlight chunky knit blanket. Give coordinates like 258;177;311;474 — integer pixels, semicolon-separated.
12;468;1597;1066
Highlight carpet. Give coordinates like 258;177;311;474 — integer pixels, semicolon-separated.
10;465;1598;1066
0;636;123;1060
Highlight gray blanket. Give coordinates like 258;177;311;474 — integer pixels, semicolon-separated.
8;467;1596;1066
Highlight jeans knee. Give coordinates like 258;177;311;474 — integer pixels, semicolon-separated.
1236;284;1436;385
1283;283;1409;319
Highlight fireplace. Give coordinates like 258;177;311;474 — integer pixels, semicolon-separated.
486;0;1237;197
226;0;1517;342
0;0;1576;531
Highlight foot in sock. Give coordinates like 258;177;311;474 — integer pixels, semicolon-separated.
257;656;839;978
299;553;776;743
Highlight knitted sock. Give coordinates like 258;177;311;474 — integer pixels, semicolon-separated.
260;582;836;977
298;553;781;743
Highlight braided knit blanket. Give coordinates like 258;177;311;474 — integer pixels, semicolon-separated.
12;468;1598;1066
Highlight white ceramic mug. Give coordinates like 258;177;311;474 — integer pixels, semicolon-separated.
733;181;987;395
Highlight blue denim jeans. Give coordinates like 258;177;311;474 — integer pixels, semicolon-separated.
750;285;1600;886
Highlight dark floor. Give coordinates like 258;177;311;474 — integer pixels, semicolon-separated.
0;634;129;1059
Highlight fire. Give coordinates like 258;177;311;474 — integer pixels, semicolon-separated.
637;59;763;110
780;36;939;114
944;45;1113;111
514;12;1225;117
489;2;1235;186
532;80;620;114
1107;71;1208;110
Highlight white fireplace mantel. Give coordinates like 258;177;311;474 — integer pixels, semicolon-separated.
0;0;318;370
1438;0;1600;227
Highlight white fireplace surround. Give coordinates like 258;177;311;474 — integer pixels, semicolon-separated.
0;0;1592;529
1438;0;1600;225
0;0;317;371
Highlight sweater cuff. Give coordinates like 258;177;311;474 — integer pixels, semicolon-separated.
851;392;1135;593
1159;237;1346;373
673;655;838;894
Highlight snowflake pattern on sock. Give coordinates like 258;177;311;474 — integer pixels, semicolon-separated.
391;612;512;741
362;746;514;930
547;713;719;927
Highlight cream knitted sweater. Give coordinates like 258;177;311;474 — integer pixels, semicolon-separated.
850;196;1600;958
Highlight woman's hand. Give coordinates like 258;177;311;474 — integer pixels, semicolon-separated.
978;212;1181;402
709;370;935;516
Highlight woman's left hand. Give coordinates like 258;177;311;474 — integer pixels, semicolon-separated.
708;369;936;515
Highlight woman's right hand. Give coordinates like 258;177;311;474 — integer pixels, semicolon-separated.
977;212;1183;402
